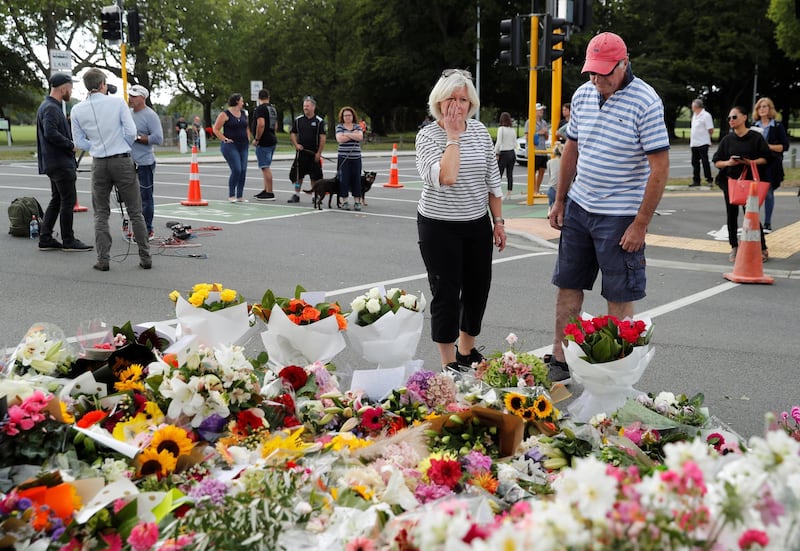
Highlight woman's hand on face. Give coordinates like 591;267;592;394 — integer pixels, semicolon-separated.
442;99;464;136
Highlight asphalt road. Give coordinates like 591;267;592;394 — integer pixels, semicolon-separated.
1;144;799;440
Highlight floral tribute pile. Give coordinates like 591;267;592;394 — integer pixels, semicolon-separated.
1;286;799;551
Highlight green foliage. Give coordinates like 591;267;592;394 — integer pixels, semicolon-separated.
768;0;800;60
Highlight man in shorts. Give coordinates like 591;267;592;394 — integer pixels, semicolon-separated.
252;89;278;201
287;95;326;203
547;32;670;383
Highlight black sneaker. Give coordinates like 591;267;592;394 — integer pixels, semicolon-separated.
444;361;469;373
255;191;275;201
38;238;63;251
62;239;93;252
688;182;701;187
763;223;772;233
455;346;485;369
548;359;571;385
287;194;300;203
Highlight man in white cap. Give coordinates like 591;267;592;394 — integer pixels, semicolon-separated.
129;84;164;239
533;102;549;194
547;32;669;384
35;72;93;252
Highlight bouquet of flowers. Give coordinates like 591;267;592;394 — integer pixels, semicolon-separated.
146;343;269;428
171;283;251;347
258;286;347;368
8;323;74;377
473;334;549;389
0;390;71;466
345;287;426;398
562;313;654;422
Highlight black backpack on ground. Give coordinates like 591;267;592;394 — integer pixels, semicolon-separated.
8;197;44;237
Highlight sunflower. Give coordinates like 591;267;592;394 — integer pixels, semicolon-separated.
148;425;194;458
136;448;178;477
118;363;144;382
521;407;536;421
503;392;526;415
532;395;553;419
114;379;145;392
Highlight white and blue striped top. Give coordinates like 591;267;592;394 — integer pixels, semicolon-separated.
565;76;670;216
416;118;502;221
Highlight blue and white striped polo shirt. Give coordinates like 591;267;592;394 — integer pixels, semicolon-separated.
565;76;670;216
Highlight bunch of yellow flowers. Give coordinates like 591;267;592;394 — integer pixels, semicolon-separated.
169;283;244;311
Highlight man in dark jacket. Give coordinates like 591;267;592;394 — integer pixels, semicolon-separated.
35;72;92;251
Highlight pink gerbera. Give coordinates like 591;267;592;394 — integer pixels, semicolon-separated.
345;536;377;551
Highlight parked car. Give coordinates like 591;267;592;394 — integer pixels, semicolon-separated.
515;136;528;165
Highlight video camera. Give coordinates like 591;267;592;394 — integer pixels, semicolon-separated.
165;221;192;240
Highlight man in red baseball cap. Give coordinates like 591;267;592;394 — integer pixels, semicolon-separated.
546;32;670;384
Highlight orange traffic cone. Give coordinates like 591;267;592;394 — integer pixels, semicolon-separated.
382;143;403;188
724;181;773;284
181;145;208;206
73;197;88;212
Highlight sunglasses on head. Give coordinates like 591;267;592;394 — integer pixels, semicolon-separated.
441;68;473;80
589;60;624;78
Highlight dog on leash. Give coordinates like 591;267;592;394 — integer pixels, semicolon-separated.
303;175;340;210
360;171;376;206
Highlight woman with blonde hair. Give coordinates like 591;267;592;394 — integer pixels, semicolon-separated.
752;97;790;232
415;69;505;371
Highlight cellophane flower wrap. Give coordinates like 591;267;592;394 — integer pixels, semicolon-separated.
345;287;425;368
563;313;654;422
257;287;347;368
172;283;251;347
8;323;74;378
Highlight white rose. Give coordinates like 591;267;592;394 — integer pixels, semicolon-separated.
351;297;366;312
366;298;381;314
653;391;676;409
399;294;418;310
367;287;382;300
387;287;401;297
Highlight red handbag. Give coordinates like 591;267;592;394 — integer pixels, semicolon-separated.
727;160;770;206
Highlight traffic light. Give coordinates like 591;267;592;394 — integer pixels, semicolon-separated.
498;16;523;67
127;9;143;46
570;0;593;32
537;14;567;68
100;5;122;42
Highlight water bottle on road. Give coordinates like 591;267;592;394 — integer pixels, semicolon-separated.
29;215;39;239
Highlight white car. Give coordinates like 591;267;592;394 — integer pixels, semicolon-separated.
515;137;528;165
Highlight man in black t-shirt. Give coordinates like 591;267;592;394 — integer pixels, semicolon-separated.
252;89;279;201
287;96;325;203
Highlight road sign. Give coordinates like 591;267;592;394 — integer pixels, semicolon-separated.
250;80;263;101
49;49;72;74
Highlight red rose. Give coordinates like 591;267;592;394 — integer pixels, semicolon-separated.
279;365;308;391
564;323;585;344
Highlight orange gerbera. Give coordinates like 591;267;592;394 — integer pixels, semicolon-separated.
76;410;109;428
471;471;500;494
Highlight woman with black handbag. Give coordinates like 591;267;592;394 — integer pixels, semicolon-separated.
712;106;772;263
752;97;790;232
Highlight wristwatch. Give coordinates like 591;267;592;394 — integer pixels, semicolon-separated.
493;216;505;225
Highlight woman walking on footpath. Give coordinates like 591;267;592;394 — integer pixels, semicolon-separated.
752;97;790;232
711;105;771;263
494;112;517;201
213;93;251;202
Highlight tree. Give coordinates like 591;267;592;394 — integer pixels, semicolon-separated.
768;0;800;60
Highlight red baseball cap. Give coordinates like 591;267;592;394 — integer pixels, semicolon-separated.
582;32;628;74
